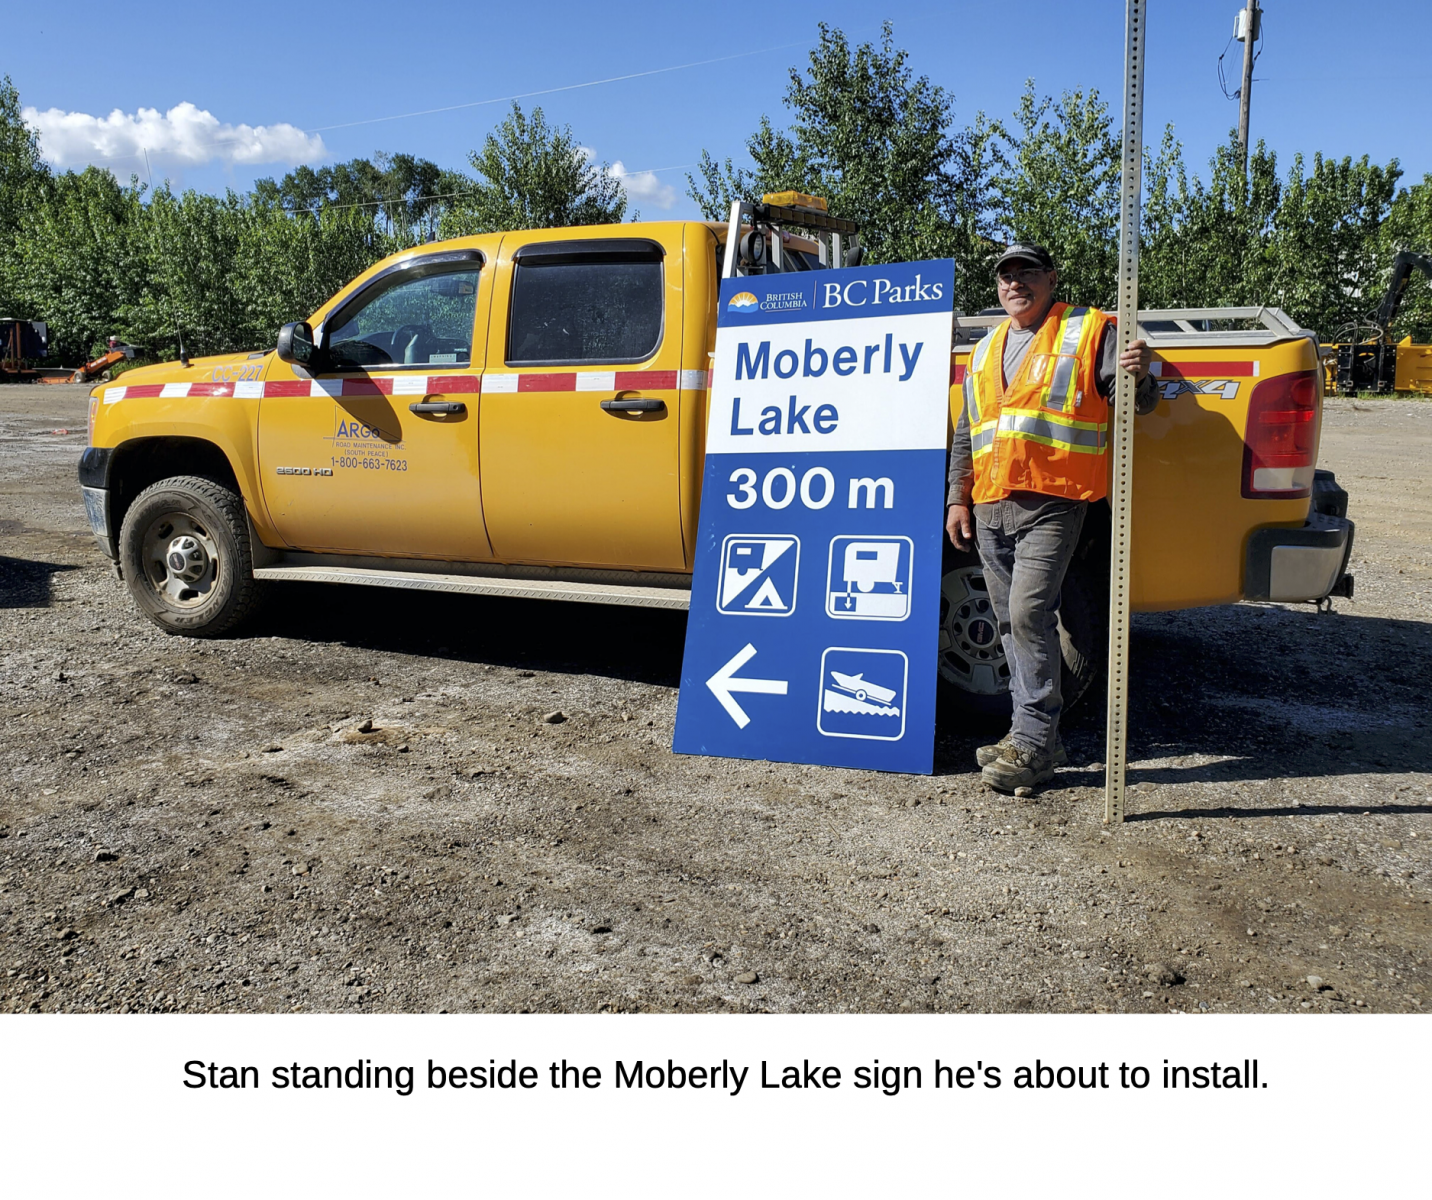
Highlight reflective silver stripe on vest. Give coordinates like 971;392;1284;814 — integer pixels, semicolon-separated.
969;329;996;373
1043;307;1088;413
967;326;1001;424
971;422;997;455
997;409;1106;452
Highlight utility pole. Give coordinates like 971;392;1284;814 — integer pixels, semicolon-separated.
1236;1;1261;171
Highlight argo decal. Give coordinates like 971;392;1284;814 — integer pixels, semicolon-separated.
327;407;407;475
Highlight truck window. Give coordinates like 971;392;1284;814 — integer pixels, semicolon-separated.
507;246;663;365
327;267;480;369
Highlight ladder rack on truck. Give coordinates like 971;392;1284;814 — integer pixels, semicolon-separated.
721;192;860;278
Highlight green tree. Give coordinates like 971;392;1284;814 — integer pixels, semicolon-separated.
1267;152;1401;339
438;104;627;236
120;185;250;357
993;83;1122;307
254;152;464;242
1384;175;1432;343
0;75;51;313
946;110;1007;314
689;23;959;269
1144;133;1281;311
234;199;395;343
1135;126;1190;310
8;168;143;362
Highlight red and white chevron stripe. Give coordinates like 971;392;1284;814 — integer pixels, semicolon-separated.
101;368;713;405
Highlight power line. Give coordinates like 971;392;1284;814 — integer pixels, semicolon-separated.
35;41;810;169
274;164;695;216
305;43;811;134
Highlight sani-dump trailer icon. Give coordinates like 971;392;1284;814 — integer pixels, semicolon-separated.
828;671;897;705
845;542;900;592
826;536;912;620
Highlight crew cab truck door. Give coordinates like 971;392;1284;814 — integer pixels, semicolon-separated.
479;230;685;571
258;249;494;559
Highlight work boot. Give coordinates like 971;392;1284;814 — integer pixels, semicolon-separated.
981;742;1058;794
976;732;1067;769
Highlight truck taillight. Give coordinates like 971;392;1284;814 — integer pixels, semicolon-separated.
1241;369;1318;499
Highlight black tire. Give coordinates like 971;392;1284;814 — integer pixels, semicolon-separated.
936;537;1106;723
117;475;266;637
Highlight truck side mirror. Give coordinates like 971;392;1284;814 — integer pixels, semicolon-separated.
276;321;317;367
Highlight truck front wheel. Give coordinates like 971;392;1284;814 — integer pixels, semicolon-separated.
117;475;266;637
937;544;1105;724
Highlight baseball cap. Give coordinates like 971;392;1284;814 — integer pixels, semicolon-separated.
994;243;1055;273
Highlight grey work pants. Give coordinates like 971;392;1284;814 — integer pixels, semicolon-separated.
973;494;1087;754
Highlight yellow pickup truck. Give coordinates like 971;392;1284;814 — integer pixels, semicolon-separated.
78;209;1354;717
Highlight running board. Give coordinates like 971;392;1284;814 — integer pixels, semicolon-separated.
253;564;692;610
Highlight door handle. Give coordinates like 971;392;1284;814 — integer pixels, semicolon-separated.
600;398;665;413
409;401;466;414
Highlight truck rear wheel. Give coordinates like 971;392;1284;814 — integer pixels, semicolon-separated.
117;475;266;637
937;542;1105;724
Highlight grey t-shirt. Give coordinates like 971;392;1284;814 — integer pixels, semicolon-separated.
1001;322;1040;386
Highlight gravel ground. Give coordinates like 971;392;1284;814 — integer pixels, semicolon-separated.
1;385;1428;1015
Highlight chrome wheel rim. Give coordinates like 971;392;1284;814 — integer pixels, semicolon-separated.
140;512;221;609
938;563;1010;696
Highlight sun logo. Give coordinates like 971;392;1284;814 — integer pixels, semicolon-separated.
727;291;759;311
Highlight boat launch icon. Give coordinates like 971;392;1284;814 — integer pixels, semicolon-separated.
823;670;900;715
817;648;908;741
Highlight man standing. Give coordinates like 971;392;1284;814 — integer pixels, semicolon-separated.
946;244;1156;794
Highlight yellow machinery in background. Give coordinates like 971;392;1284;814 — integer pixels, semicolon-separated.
1324;250;1432;396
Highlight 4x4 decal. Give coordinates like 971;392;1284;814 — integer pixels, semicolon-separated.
1159;378;1240;400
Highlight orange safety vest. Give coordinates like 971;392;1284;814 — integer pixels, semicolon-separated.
964;302;1111;504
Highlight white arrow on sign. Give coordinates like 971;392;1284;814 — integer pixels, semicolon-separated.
706;643;789;729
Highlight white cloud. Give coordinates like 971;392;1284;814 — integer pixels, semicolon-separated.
23;101;325;170
607;160;678;210
577;146;678;211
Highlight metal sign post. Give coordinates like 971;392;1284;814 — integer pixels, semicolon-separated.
1105;0;1147;825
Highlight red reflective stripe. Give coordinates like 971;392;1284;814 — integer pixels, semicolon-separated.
1158;360;1256;379
186;382;232;397
264;380;311;397
340;378;387;396
122;384;164;398
615;369;676;390
428;374;481;393
951;363;966;384
518;373;576;392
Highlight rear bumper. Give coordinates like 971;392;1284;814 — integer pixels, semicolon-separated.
1244;512;1354;602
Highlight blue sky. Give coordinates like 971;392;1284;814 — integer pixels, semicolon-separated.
8;0;1430;217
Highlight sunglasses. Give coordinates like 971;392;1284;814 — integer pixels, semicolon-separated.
996;267;1050;285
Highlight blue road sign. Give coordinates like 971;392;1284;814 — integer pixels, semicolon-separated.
673;259;955;774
